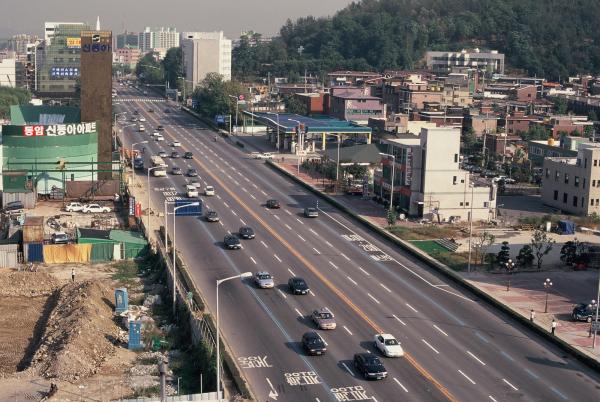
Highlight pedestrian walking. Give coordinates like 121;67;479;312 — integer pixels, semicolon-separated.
71;268;75;283
530;309;535;322
551;318;557;335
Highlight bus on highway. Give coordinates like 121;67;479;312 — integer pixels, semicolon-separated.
150;155;167;177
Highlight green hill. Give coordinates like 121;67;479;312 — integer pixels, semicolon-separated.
233;0;600;81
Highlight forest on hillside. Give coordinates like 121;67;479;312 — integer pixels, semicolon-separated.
233;0;600;82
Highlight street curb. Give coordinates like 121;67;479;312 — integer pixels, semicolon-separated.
265;160;600;373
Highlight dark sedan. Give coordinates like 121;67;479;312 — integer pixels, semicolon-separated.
187;168;198;177
353;353;388;380
184;151;194;159
239;226;255;239
266;199;280;209
302;332;327;355
224;234;242;250
572;303;596;322
171;167;183;175
288;277;309;295
171;151;180;158
205;210;220;222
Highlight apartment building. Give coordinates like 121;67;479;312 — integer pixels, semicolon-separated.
330;89;384;124
426;49;505;75
138;27;179;53
541;143;600;215
374;127;496;221
181;31;232;87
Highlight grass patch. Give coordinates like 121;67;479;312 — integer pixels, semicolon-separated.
388;224;463;240
410;240;449;254
428;250;470;271
112;260;140;285
132;385;161;398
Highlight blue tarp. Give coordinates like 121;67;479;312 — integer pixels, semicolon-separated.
558;220;576;235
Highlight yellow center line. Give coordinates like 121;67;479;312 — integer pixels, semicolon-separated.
135;100;458;402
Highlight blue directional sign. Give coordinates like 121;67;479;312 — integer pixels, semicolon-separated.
175;199;202;216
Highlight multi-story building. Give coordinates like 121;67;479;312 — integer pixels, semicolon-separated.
0;58;16;87
541;143;600;215
44;22;87;45
329;88;384;124
426;49;505;75
327;70;382;87
374;127;496;221
116;32;139;49
383;75;443;113
528;138;579;166
113;48;141;68
181;31;232;86
138;27;179;53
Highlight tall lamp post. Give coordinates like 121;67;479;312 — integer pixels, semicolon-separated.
588;299;597;338
130;141;148;187
216;272;252;401
544;278;553;313
379;152;396;213
505;259;515;291
467;183;475;273
228;95;240;132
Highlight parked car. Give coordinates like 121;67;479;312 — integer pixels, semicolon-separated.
304;207;319;218
3;200;24;214
239;226;255;239
204;186;215;196
254;271;274;289
373;334;404;357
353;353;388;380
311;307;336;330
82;204;111;213
224;234;242;249
288;277;309;295
302;332;327;355
572;303;596;322
205;210;220;222
51;232;70;244
184;152;194;159
266;199;280;209
65;202;84;212
171;167;183;175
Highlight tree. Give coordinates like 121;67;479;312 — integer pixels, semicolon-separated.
191;73;246;118
516;245;534;267
387;209;397;226
283;95;308;115
521;125;550;141
0;87;31;119
135;52;164;85
496;241;511;267
560;239;585;265
554;97;568;115
472;231;495;265
530;229;556;270
588;110;598;122
162;47;183;89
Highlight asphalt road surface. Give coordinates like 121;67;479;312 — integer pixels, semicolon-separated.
114;84;600;402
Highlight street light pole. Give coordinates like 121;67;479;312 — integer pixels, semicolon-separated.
467;184;474;272
594;267;600;347
544;278;553;313
216;272;252;401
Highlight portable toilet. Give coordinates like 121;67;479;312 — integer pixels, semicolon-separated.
115;288;129;313
128;320;142;350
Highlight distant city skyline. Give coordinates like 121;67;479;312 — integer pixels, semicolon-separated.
0;0;354;40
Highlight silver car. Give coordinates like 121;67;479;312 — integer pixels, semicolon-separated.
254;271;274;289
311;307;336;330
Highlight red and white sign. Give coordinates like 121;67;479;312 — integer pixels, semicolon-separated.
23;125;45;136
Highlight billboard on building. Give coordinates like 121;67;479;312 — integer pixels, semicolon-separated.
66;37;81;48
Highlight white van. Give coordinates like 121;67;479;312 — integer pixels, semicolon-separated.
186;184;199;198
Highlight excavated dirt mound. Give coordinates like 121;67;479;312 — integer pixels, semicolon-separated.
0;271;60;297
28;280;121;381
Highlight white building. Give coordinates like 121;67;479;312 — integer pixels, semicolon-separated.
426;49;505;75
44;22;86;45
181;31;232;87
0;58;16;87
375;127;496;221
138;27;179;53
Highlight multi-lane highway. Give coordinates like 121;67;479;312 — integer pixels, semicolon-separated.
115;84;600;402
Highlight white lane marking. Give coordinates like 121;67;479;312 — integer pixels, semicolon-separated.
231;210;238;216
393;378;408;393
421;339;439;354
358;266;370;276
367;293;381;304
250;257;257;265
458;370;476;385
285;210;292;215
392;314;406;326
502;379;518;391
244;177;250;182
347;276;358;286
216;194;222;199
240;219;246;225
274;254;282;262
405;303;418;313
242;187;248;193
276;288;287;299
218;221;224;227
287;268;296;276
227;230;231;235
250;194;256;200
233;180;240;186
500;351;514;362
261;190;267;196
261;240;269;249
296;218;304;224
285;224;292;230
328;261;339;270
341;362;354;377
252;183;258;189
325;240;333;248
294;308;303;318
312;247;320;254
380;283;392;293
297;234;306;242
340;252;350;261
488;396;498;402
343;326;353;336
223;202;229;208
433;325;448;337
309;290;316;297
309;228;319;236
274;215;281;221
467;351;486;366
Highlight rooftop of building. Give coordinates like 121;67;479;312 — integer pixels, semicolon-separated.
248;112;372;133
9;105;80;125
332;91;380;100
327;70;381;77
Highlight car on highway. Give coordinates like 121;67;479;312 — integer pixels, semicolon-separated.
311;307;336;330
204;186;215;196
139;116;146;122
157;125;164;131
186;184;199;198
187;168;198;177
133;110;139;115
171;167;183;175
164;108;171;113
148;108;154;113
353;353;388;380
239;226;255;239
130;117;137;122
51;232;70;244
171;151;180;158
171;141;181;147
224;234;242;250
288;277;309;295
155;135;165;141
572;303;596;322
138;125;146;132
205;210;220;222
304;207;319;218
65;202;85;212
190;180;201;188
158;151;168;158
184;151;193;159
266;199;280;209
302;332;327;355
82;204;111;214
254;271;274;289
250;152;275;160
373;334;404;357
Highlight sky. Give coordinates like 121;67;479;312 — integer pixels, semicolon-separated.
0;0;356;39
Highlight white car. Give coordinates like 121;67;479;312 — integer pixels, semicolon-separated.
251;152;274;160
262;152;274;159
172;141;181;147
155;135;165;141
82;204;111;214
250;152;262;159
204;186;215;196
65;202;84;212
374;334;404;357
139;116;146;122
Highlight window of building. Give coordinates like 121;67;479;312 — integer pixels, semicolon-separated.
459;202;464;206
563;193;568;203
597;199;600;206
564;174;569;184
583;178;586;189
465;202;470;206
594;180;597;187
591;199;594;206
553;190;558;200
585;158;588;168
454;154;458;163
453;176;457;185
545;168;550;178
484;202;489;208
595;160;598;167
573;196;578;207
555;171;560;181
575;176;580;187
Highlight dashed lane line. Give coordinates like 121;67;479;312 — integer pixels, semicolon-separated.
458;370;476;385
367;293;381;304
392;314;407;326
343;326;353;336
394;378;408;393
433;325;448;337
422;339;440;354
466;351;485;366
